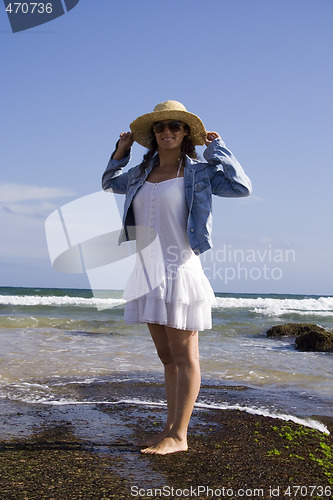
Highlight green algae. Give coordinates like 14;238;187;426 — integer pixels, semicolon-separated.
141;410;333;496
269;424;333;485
1;407;332;499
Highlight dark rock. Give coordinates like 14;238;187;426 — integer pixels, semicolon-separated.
295;330;333;352
266;323;326;338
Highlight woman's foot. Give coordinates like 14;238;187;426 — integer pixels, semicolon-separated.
140;436;188;455
139;430;169;447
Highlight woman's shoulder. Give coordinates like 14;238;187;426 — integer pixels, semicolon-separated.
186;156;215;173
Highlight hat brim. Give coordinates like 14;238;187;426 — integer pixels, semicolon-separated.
130;109;206;148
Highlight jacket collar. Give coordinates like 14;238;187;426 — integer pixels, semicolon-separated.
185;156;207;172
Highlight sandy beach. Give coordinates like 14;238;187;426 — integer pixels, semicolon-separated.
1;382;332;500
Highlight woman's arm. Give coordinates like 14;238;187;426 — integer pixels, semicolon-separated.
203;133;252;198
101;132;134;193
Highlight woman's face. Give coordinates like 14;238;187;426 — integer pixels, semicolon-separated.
153;120;188;151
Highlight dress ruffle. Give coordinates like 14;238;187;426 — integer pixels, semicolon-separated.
123;264;216;331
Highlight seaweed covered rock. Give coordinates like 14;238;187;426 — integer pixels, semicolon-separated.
266;323;326;338
266;323;333;352
295;330;333;352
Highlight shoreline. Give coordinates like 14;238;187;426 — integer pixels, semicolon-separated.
1;400;332;499
1;378;332;439
1;377;332;433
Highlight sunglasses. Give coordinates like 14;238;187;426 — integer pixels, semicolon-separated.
152;120;184;134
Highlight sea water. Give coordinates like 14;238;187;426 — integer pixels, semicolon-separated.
0;287;332;430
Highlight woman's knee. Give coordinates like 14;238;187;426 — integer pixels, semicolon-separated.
149;325;199;367
156;346;174;366
170;344;199;368
148;323;174;366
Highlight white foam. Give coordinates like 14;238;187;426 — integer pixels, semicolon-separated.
44;398;329;435
0;294;125;309
254;308;333;317
214;296;333;317
2;294;333;317
195;401;330;434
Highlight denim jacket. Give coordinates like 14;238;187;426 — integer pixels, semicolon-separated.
102;138;252;255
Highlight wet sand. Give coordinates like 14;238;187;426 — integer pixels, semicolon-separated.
0;385;332;500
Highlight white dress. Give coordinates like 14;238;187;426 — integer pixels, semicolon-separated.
123;176;216;331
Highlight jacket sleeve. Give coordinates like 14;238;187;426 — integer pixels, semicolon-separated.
101;147;131;194
204;138;252;197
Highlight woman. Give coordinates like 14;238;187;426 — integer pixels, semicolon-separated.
102;100;252;455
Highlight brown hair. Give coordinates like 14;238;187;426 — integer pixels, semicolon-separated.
139;124;197;173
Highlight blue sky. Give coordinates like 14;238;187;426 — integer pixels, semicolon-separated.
1;0;332;295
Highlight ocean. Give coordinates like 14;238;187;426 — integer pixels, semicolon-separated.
0;287;332;434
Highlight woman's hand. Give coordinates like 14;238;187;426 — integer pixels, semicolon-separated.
112;132;134;160
118;132;134;150
202;131;220;146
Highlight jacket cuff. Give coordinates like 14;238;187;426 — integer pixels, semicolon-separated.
203;137;226;161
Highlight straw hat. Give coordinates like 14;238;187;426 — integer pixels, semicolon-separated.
130;100;206;148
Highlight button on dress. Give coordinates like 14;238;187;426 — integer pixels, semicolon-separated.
123;176;216;331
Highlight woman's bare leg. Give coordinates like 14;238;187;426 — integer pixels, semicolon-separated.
141;326;200;455
141;323;178;446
